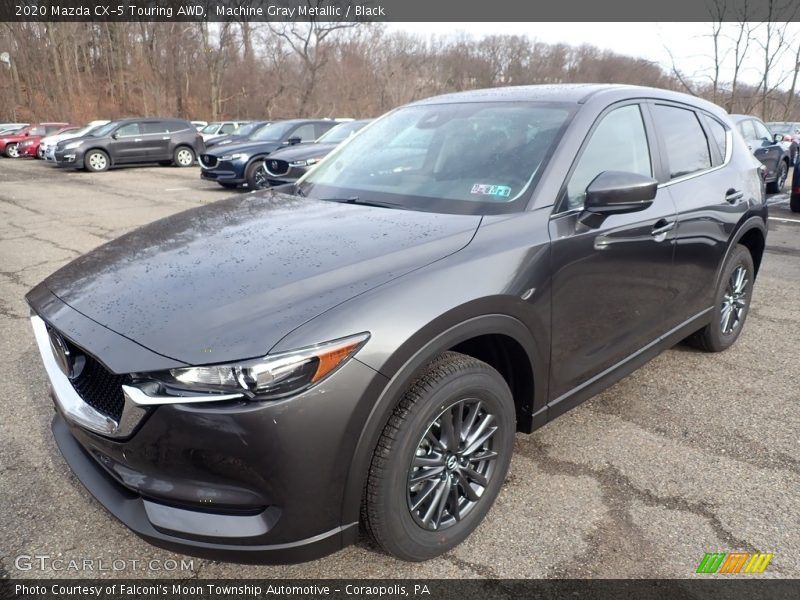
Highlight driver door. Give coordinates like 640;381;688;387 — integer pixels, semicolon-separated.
547;102;678;409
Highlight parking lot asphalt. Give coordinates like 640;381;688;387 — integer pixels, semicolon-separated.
0;159;797;579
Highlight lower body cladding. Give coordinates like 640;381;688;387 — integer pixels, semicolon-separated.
46;350;387;563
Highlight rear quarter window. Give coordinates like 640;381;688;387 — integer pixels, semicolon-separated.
652;105;711;179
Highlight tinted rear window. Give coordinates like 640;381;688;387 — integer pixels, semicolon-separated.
652;105;711;179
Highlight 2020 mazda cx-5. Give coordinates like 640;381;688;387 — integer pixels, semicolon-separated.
27;85;767;563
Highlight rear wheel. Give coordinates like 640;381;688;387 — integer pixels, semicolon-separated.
36;147;44;159
767;160;788;193
245;160;269;190
173;146;195;167
363;351;515;561
687;244;754;352
5;143;19;158
84;149;110;172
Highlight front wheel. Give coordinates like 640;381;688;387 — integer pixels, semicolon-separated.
767;161;788;193
687;244;754;352
363;351;515;561
5;143;19;158
84;149;110;172
245;160;269;190
173;146;195;167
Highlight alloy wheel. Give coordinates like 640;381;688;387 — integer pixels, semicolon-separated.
253;166;268;189
720;265;748;335
7;143;18;158
407;398;499;531
778;164;788;190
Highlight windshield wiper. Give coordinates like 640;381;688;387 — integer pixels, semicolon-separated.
324;196;400;209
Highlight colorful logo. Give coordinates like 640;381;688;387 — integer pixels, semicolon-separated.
696;552;773;574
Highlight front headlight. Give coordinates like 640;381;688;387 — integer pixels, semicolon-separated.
289;157;321;168
220;152;247;161
63;140;84;150
136;332;369;401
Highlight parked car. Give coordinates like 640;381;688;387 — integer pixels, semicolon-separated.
18;125;79;158
731;115;791;193
204;121;273;150
191;120;208;130
53;118;203;172
27;84;767;564
766;121;800;162
40;120;110;161
199;119;337;189
199;121;247;142
0;123;70;158
264;119;371;186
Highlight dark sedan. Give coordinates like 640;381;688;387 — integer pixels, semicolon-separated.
731;114;791;193
199;119;338;189
28;85;766;564
264;119;371;186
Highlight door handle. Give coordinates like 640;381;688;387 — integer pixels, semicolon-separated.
725;188;744;203
133;138;143;142
162;136;170;140
651;219;676;240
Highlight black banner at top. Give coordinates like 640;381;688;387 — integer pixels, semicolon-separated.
1;0;800;22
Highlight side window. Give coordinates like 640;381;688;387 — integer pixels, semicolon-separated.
652;105;711;179
219;123;237;134
737;120;755;141
29;127;45;136
753;120;772;142
45;125;62;134
116;123;141;137
290;124;316;142
316;123;336;139
705;117;728;166
564;104;651;211
141;122;167;135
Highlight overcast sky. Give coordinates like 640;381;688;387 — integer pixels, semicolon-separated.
389;22;800;89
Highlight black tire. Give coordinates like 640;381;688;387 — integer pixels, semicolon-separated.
687;244;754;352
767;160;788;193
245;159;269;190
5;142;19;158
791;194;800;213
84;149;110;172
173;145;195;167
36;147;44;159
363;351;515;561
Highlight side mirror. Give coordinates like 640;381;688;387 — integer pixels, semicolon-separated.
774;133;784;143
287;136;302;145
584;171;658;215
111;132;119;139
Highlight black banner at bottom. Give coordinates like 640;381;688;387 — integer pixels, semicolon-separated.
1;579;799;600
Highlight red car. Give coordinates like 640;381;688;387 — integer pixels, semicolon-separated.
1;123;71;158
17;125;78;159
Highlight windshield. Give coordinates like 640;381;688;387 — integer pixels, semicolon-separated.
201;123;221;134
299;102;573;214
767;122;798;134
251;121;296;142
317;120;369;144
90;122;118;137
234;122;264;136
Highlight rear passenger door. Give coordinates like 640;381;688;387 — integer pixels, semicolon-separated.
286;123;317;145
548;102;678;404
648;103;748;323
141;121;171;161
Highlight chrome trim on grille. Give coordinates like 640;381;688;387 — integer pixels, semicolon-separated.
31;315;147;438
122;384;243;406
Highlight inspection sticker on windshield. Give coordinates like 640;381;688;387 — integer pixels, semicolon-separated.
471;184;512;198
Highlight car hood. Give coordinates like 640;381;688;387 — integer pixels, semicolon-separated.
40;191;481;366
267;142;337;162
205;140;286;156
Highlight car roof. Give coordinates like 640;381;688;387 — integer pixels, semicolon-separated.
408;84;728;117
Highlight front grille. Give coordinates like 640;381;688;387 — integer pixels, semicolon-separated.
63;338;130;422
265;158;290;176
200;154;218;168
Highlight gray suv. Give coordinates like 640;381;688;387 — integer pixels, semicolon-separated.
53;118;204;172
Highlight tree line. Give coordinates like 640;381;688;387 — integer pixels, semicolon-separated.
1;21;799;124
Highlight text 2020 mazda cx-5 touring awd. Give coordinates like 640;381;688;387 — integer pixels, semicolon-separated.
27;85;767;563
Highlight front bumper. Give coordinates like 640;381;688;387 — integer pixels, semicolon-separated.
53;148;84;168
52;414;357;563
199;157;246;183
